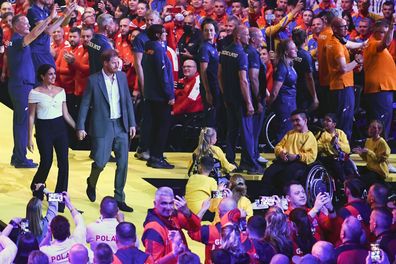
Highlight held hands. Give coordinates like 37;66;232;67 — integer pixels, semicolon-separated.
77;130;87;141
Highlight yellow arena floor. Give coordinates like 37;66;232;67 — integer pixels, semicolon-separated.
0;103;395;258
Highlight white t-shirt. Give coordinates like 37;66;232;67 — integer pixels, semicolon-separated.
28;89;66;120
86;218;118;253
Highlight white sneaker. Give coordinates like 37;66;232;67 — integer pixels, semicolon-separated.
389;163;396;173
257;156;269;163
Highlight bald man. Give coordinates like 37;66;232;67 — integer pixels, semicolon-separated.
312;241;336;263
69;244;89;264
326;17;362;139
335;216;369;264
188;197;237;264
219;25;263;174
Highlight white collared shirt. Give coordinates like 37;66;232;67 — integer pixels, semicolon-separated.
102;70;121;119
86;217;118;253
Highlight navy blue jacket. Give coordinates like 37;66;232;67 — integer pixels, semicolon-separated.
88;33;112;74
142;41;174;102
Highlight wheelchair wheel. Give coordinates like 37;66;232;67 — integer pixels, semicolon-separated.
264;112;280;151
306;164;336;207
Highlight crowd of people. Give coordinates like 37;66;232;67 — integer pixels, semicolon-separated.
1;0;396;262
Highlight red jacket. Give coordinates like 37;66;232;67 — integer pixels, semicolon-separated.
142;209;201;264
73;45;90;96
56;45;78;94
114;33;137;91
173;72;204;115
188;222;222;264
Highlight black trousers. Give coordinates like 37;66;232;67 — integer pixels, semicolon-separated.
261;160;307;196
147;100;171;159
30;117;69;193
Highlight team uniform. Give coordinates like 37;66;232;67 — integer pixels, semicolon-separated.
87;33;112;74
86;218;118;253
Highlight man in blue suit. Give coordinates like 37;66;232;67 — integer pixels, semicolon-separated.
77;49;136;212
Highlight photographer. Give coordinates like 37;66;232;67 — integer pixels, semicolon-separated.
2;184;57;244
142;187;201;263
39;192;92;263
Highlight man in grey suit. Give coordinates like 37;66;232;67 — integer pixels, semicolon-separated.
77;49;136;212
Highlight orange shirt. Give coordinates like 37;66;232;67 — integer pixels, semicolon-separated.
389;39;396;62
164;22;184;50
317;26;333;86
56;45;78;94
51;40;68;61
363;36;396;93
326;35;354;90
114;33;137;91
73;45;90;96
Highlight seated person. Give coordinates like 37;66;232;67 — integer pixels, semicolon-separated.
188;127;236;180
185;155;221;220
261;110;318;195
173;59;204;116
316;113;352;182
352;120;391;187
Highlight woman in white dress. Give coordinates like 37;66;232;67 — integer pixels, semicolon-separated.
28;64;75;212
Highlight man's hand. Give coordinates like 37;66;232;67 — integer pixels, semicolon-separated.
174;195;190;216
169;231;186;256
129;127;136;139
77;130;87;141
62;192;72;208
312;192;328;213
168;99;175;105
246;103;254;116
256;102;264;113
287;153;298;161
291;0;304;16
63;52;75;64
279;150;288;161
50;4;58;20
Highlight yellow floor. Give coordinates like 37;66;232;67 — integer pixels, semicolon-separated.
0;103;395;258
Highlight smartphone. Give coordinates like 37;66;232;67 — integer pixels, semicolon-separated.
169;7;182;14
370;243;381;262
48;193;64;202
20;219;29;232
211;190;224;199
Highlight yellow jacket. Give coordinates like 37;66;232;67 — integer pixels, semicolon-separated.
317;129;350;157
361;137;390;178
275;130;318;165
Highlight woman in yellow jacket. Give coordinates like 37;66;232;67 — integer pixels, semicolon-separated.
352;120;390;187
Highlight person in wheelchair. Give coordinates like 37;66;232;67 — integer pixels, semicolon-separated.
188;127;236;181
261;110;318;195
316;113;352;183
352;120;391;188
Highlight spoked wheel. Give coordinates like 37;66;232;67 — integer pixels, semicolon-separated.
264;112;280;151
306;164;336;207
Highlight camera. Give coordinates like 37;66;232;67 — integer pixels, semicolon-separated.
211;190;224;199
48;193;64;202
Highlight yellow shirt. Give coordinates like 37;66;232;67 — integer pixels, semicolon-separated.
185;174;218;214
274;130;318;165
326;35;354;90
363;36;396;94
190;145;236;173
361;137;390;178
211;196;253;223
317;129;350;157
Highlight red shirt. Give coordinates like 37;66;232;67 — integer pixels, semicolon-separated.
114;33;137;90
56;45;78;94
73;45;90;96
164;21;184;50
51;40;69;61
173;72;204;115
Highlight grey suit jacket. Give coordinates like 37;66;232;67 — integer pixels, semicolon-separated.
77;70;136;138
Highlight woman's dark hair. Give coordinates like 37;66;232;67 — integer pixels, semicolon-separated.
292;28;307;48
289;208;316;254
201;18;219;34
116;4;129;19
14;232;39;264
342;10;355;32
37;64;55;83
147;24;164;41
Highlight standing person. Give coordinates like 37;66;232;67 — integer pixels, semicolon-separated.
267;39;298;144
363;19;396;139
27;0;76;73
88;13;117;74
132;10;161;161
28;64;76;212
77;49;136;212
7;12;57;168
219;25;262;174
246;27;268;165
142;24;175;169
199;18;220;128
326;17;362;140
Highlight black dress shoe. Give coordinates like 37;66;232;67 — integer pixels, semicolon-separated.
86;178;96;202
108;155;117;162
117;201;133;212
146;157;174;169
